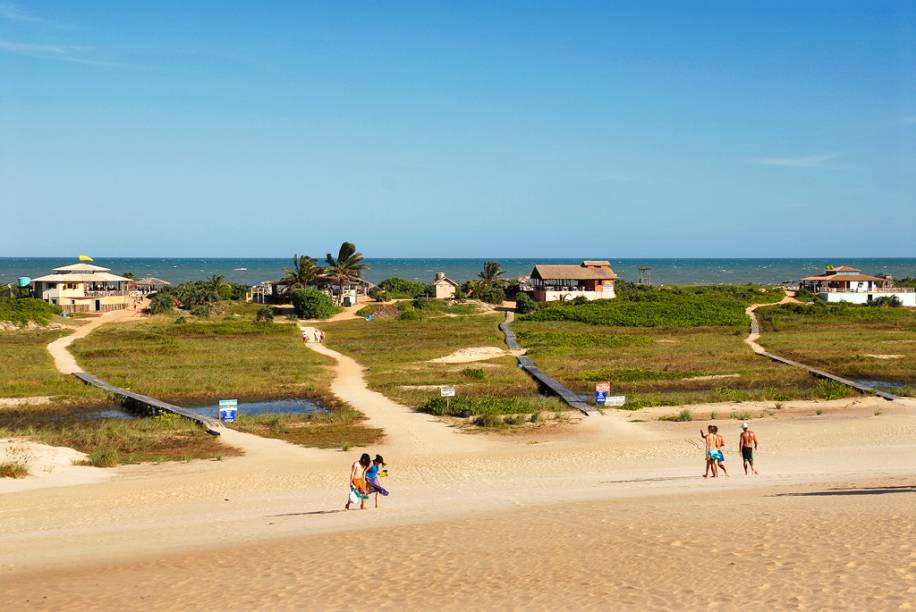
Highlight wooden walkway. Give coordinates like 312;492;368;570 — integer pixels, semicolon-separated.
499;315;598;415
73;372;222;434
756;351;899;401
746;302;898;401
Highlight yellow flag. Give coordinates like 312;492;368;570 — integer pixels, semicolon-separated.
78;255;94;262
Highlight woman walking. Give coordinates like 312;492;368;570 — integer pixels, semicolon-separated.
345;453;371;510
365;455;390;508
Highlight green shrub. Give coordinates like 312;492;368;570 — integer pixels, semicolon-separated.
255;307;274;322
290;287;335;319
367;286;388;302
515;292;537;314
378;277;428;298
462;368;485;380
0;461;29;478
477;286;506;305
397;309;420;321
660;409;693;422
189;304;212;317
84;447;121;468
422;395;551;417
0;296;61;325
474;413;503;428
149;292;175;314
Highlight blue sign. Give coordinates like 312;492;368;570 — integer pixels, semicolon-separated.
595;390;607;404
219;399;238;423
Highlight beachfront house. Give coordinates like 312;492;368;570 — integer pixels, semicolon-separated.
246;274;372;306
432;272;459;299
526;260;618;302
30;263;131;313
799;265;915;306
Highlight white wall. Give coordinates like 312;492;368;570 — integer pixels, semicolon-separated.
821;291;916;307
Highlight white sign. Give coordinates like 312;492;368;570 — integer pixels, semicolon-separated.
603;395;626;407
219;399;238;423
440;386;456;398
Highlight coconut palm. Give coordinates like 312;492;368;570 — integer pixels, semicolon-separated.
207;274;225;294
477;261;504;286
325;242;367;304
282;254;320;289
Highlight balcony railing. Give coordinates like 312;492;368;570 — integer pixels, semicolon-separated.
84;290;128;297
817;287;914;294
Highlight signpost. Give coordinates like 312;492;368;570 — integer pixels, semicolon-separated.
594;382;610;406
219;399;238;423
440;386;456;411
604;395;626;407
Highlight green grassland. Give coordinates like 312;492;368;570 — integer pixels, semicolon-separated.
521;285;784;327
757;302;916;395
512;320;828;408
71;315;335;404
0;329;106;400
322;313;565;418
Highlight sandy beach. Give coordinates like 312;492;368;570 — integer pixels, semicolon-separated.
2;391;915;610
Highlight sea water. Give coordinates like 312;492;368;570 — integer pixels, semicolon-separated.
2;257;916;287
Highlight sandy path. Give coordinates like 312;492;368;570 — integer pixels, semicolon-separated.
299;325;498;455
744;295;799;355
46;307;146;375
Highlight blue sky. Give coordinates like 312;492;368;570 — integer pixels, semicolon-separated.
1;1;914;257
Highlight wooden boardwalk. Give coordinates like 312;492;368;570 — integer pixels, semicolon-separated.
73;372;222;434
746;301;899;402
757;351;899;401
499;315;598;415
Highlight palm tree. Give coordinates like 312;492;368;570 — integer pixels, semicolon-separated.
325;242;367;304
478;261;504;286
282;254;319;289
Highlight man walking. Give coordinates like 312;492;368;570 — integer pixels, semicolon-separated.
739;422;758;476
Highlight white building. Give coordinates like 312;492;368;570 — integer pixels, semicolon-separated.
432;272;459;299
799;265;915;307
527;261;617;302
31;263;132;313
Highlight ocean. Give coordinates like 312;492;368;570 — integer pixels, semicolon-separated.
2;257;915;287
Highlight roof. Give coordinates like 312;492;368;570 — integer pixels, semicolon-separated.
133;277;171;286
830;266;861;272
531;263;618;281
52;263;112;272
434;275;459;287
801;274;885;282
32;272;131;283
582;260;611;267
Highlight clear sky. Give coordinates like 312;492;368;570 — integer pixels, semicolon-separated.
1;1;914;258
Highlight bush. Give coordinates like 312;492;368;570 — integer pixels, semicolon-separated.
870;296;901;307
368;287;388;302
477;286;506;305
474;414;503;428
290;287;335;319
255;307;274;322
378;277;428;298
189;304;212;317
397;309;420;321
462;368;485;380
515;292;537;314
0;297;60;325
148;292;175;314
84;447;121;467
0;461;29;478
660;409;693;422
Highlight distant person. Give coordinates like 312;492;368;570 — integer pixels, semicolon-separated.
345;453;371;510
365;454;390;508
301;329;309;344
713;426;729;477
701;425;717;478
314;329;321;343
739;423;758;476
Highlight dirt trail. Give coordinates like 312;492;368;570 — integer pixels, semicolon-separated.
46;307;147;374
300;325;498;455
744;295;800;354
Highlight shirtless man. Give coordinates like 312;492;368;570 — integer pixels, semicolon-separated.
739;422;758;475
701;425;718;478
713;426;728;477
